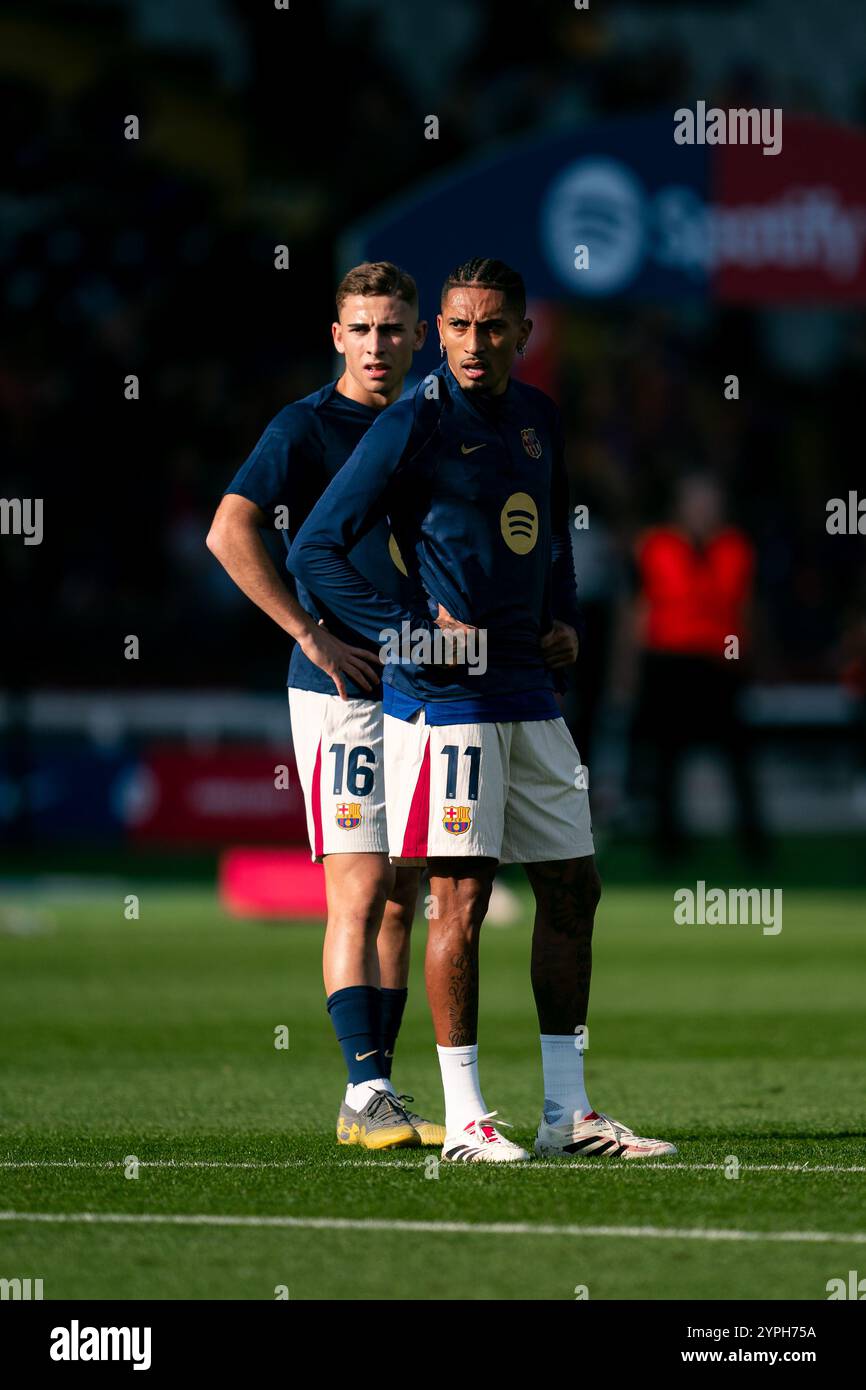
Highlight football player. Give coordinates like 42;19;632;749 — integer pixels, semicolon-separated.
207;262;444;1151
288;258;677;1163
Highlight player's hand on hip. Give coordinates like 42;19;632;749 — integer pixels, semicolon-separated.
434;603;478;665
541;620;579;669
299;620;381;701
434;603;476;635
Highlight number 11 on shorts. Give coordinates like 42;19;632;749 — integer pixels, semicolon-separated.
441;744;481;800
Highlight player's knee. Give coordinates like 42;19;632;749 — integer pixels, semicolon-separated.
354;865;395;917
450;885;491;934
387;866;421;922
529;857;601;919
380;894;413;936
325;857;394;932
581;861;603;916
567;864;601;922
430;868;495;937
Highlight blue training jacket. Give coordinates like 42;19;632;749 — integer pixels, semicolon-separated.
288;360;581;720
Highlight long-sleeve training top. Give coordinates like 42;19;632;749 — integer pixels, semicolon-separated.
288;360;581;724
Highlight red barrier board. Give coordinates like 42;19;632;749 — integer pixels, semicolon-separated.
219;847;327;920
127;746;308;845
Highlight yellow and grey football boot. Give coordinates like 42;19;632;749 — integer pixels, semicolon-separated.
336;1088;421;1150
393;1094;446;1148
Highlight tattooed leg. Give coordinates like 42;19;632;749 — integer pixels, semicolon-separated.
443;949;479;1046
526;856;602;1034
425;859;496;1046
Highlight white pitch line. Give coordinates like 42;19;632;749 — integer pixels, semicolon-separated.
0;1210;863;1244
0;1160;865;1173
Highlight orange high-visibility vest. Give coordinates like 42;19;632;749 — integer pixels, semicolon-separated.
636;526;755;655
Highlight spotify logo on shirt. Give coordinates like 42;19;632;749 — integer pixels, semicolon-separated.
501;493;538;554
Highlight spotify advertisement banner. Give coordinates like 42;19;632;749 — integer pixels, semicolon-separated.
345;111;866;373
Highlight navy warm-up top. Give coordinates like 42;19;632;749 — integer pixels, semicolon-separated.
288;362;580;724
224;380;414;699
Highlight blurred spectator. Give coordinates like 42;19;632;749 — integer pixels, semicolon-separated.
627;476;769;861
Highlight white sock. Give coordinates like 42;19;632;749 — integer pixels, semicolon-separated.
344;1078;395;1111
436;1044;487;1134
540;1034;592;1126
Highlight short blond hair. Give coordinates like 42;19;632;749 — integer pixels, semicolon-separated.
335;261;418;314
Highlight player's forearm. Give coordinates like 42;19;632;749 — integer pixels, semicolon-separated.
551;543;582;631
550;435;581;629
206;523;316;642
289;536;431;646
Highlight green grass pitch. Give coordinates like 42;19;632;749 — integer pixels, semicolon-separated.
0;869;864;1300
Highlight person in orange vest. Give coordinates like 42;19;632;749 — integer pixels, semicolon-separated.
630;474;768;861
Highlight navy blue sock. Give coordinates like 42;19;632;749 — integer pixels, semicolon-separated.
380;988;408;1080
326;985;385;1084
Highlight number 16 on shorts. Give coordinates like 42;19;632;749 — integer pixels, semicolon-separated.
288;689;389;858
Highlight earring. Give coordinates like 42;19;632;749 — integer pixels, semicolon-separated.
440;343;445;356
517;343;526;357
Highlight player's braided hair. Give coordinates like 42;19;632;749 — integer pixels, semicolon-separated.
441;257;526;318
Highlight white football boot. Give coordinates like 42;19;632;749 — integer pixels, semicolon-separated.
442;1111;532;1163
535;1108;677;1160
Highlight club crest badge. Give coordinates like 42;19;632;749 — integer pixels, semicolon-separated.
335;801;362;829
521;427;542;459
443;804;471;835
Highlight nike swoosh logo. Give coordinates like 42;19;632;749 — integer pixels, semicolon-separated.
384;1049;394;1058
355;1049;377;1061
460;443;486;455
460;1059;477;1067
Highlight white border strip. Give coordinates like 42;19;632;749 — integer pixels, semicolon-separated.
1;1160;864;1173
0;1210;863;1243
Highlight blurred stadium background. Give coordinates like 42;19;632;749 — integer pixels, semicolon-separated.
2;0;866;1306
2;0;866;885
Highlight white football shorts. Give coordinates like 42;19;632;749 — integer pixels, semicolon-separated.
384;710;594;864
288;689;389;860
